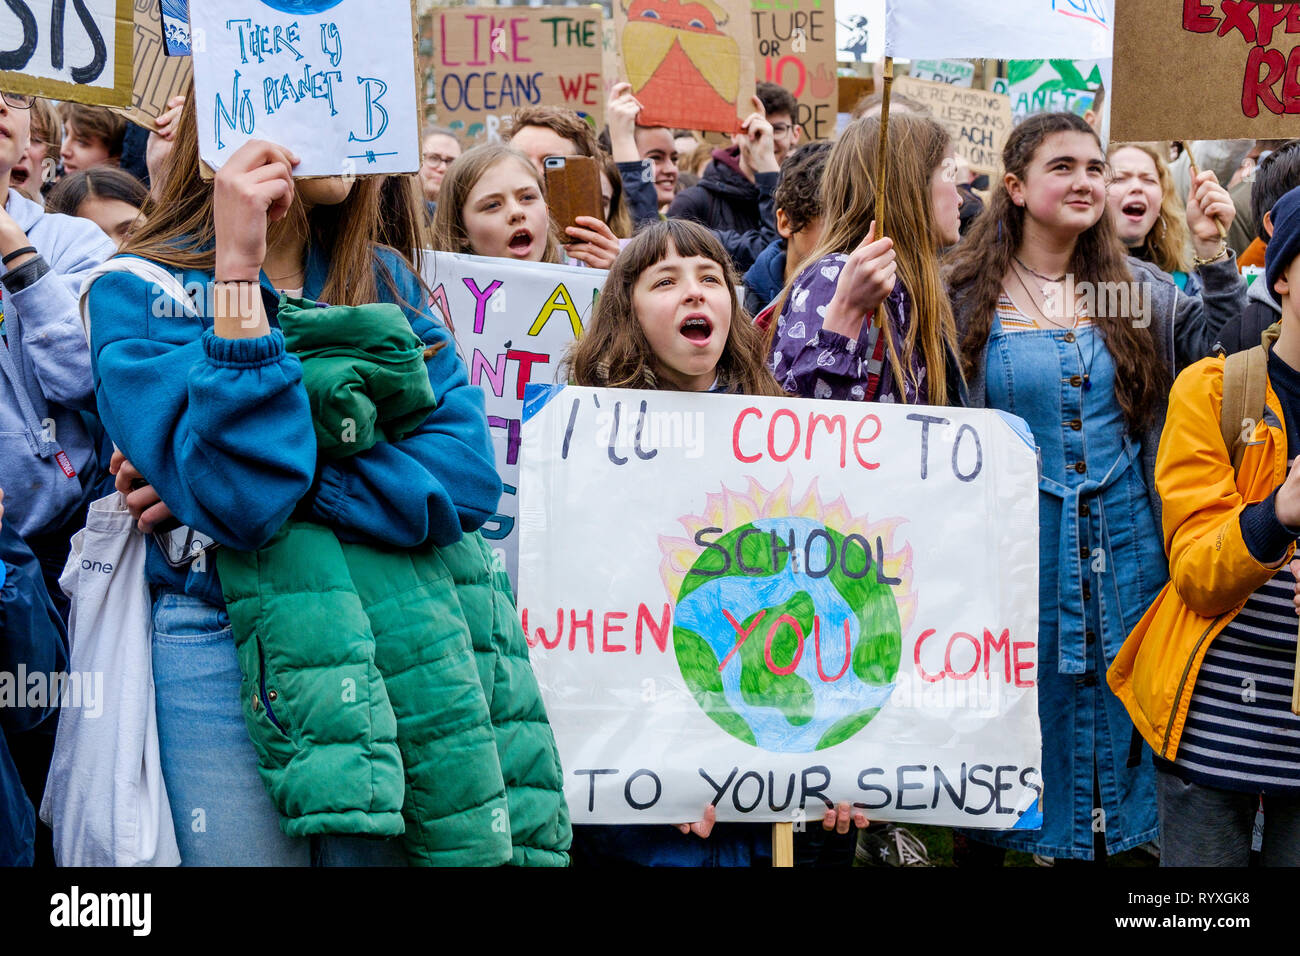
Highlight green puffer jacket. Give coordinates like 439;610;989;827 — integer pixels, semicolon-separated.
217;296;570;866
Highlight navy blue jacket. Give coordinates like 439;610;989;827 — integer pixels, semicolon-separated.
743;238;787;316
0;522;67;866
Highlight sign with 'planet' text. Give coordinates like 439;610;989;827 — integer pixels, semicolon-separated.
421;253;604;589
190;0;420;176
519;388;1044;827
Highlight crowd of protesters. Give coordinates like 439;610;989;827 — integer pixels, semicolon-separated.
3;69;1300;869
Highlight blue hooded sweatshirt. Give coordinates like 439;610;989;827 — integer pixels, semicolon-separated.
0;189;115;539
85;246;501;608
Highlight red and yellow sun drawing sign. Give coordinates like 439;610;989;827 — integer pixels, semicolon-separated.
615;0;757;134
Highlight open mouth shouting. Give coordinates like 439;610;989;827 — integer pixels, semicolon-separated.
506;227;534;257
1120;197;1149;223
679;313;715;346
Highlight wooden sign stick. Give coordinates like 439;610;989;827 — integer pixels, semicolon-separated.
1292;630;1300;716
872;55;894;329
772;822;794;867
1179;140;1228;242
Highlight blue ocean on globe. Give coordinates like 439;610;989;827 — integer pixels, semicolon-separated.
673;517;898;752
258;0;346;14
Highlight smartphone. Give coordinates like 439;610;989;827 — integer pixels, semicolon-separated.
543;155;604;243
154;524;220;569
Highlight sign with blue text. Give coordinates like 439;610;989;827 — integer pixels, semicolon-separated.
190;0;419;176
519;388;1043;826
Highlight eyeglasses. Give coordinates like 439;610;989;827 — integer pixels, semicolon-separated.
422;153;456;168
770;123;794;136
1;91;34;110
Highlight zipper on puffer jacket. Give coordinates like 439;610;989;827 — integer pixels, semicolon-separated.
1161;612;1228;757
256;635;286;733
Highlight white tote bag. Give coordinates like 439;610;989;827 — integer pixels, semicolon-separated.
40;492;181;866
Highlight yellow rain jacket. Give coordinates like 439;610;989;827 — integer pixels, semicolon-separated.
1109;340;1294;760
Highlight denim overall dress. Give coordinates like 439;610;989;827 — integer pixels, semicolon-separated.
976;314;1164;859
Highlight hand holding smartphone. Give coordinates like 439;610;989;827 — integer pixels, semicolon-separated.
544;156;604;242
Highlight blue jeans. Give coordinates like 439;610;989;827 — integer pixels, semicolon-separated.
151;593;407;866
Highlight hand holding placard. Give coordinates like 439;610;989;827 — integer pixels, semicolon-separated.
1185;168;1236;257
823;222;896;342
213;140;299;284
737;95;779;176
607;81;643;164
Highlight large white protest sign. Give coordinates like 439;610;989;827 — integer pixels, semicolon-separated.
190;0;419;176
421;253;605;589
519;387;1043;827
882;0;1113;60
0;0;133;106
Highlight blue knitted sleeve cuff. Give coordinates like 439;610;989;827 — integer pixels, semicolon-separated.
1240;490;1300;565
201;328;288;367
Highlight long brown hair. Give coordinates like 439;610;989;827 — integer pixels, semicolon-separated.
946;112;1169;435
123;88;403;308
1107;141;1191;275
429;144;563;263
767;113;960;405
562;219;782;396
601;154;633;239
378;173;435;278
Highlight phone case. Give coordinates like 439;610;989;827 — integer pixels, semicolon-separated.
544;157;604;242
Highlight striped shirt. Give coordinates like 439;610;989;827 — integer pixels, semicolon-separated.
1171;566;1300;793
996;292;1093;331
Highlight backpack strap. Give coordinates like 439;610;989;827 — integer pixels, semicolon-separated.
76;257;200;343
1220;345;1269;473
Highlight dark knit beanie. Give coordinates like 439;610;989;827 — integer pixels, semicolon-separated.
1266;184;1300;295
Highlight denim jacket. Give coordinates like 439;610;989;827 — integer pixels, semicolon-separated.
949;253;1245;858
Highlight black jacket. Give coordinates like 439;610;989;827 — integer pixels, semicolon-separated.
668;147;762;235
1214;278;1283;356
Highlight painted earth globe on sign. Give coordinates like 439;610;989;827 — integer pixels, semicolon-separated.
659;480;913;754
258;0;345;13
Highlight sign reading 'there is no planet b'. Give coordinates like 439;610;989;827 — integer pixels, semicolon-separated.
190;0;420;177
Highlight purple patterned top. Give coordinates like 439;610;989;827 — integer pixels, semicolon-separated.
767;253;924;403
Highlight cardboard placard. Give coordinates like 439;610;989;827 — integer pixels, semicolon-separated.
433;7;605;144
837;75;873;113
911;59;974;87
601;17;623;102
419;252;604;589
111;0;192;131
189;0;420;177
883;0;1113;60
613;0;756;135
893;75;1013;175
751;0;837;141
1111;0;1300;142
0;0;134;107
519;386;1043;826
992;59;1102;126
